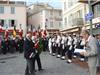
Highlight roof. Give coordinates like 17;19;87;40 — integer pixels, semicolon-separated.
0;1;26;6
27;2;62;17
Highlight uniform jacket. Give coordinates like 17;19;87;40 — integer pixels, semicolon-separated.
24;38;35;59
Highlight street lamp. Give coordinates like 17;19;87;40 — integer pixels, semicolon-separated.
79;0;93;35
88;0;93;35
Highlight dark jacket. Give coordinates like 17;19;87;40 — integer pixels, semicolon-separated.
24;38;35;59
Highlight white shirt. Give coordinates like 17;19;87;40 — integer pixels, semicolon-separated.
80;39;85;46
52;38;55;43
61;36;66;44
73;37;77;45
56;35;61;44
48;38;52;46
67;36;72;45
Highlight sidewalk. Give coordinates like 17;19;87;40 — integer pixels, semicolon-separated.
73;58;100;75
0;52;99;75
0;52;20;61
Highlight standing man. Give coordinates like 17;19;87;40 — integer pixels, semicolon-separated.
18;36;24;53
24;33;36;75
34;34;43;71
80;30;98;75
51;34;57;56
95;33;100;72
48;36;52;54
1;38;7;54
66;34;73;63
56;33;61;58
61;33;66;60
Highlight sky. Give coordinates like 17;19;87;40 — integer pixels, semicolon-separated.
10;0;63;9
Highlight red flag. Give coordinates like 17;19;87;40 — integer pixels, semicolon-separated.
33;31;37;36
38;30;42;37
19;29;23;37
35;41;39;49
42;30;47;38
33;28;37;36
4;30;8;39
0;26;2;32
44;30;47;36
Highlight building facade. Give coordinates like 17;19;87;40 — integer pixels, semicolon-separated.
27;3;62;34
79;0;100;35
0;0;27;36
62;0;89;34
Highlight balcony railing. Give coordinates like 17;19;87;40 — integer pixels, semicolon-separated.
0;1;26;6
78;0;95;3
72;18;84;27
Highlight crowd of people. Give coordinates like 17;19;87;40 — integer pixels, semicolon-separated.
0;29;100;75
23;30;100;75
48;30;100;75
48;32;85;62
0;31;48;75
0;35;24;54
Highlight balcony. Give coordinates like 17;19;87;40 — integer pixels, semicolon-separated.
0;1;26;6
78;0;95;3
72;18;84;27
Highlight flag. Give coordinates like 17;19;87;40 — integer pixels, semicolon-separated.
35;41;39;49
38;29;42;37
42;29;47;38
4;29;8;39
0;25;2;32
27;28;31;34
19;29;23;37
44;30;47;36
13;26;16;37
33;28;37;36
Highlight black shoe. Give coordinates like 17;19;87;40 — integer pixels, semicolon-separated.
34;70;37;72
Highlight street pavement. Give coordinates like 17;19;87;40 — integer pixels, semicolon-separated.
0;52;92;75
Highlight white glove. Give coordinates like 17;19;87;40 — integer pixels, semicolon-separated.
62;45;64;49
29;53;33;58
69;45;72;50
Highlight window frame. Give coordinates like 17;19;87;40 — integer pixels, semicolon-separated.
0;6;4;14
11;7;15;14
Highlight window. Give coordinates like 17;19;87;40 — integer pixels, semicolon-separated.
59;11;61;16
50;11;53;16
77;10;82;18
9;20;15;27
68;0;78;8
64;2;66;10
59;22;61;27
50;22;53;27
68;14;73;26
0;19;4;27
0;6;4;14
74;12;78;19
11;20;15;26
11;7;15;14
68;0;73;8
64;17;67;26
69;14;73;25
93;3;100;18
